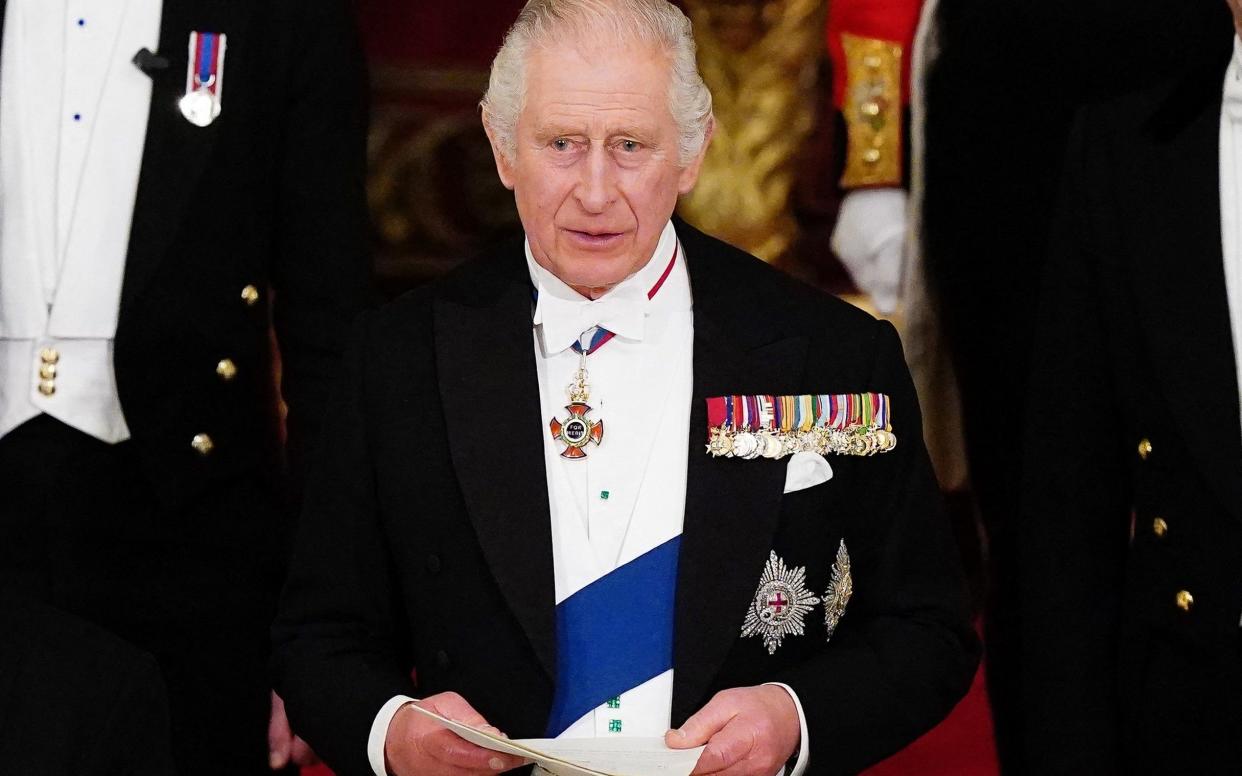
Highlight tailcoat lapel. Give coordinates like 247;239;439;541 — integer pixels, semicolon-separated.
121;0;238;306
434;245;558;680
1125;48;1242;525
671;224;808;724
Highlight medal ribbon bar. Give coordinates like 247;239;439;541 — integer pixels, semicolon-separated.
704;393;896;459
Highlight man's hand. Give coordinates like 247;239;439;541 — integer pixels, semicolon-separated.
385;692;527;776
268;690;320;769
665;685;800;776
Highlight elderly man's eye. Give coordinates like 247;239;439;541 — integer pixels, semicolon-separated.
619;139;641;152
551;138;571;151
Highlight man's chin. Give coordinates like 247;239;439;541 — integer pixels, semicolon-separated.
550;249;640;293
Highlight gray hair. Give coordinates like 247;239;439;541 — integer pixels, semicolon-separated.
481;0;714;167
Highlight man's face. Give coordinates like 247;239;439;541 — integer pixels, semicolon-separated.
487;39;710;297
1230;0;1242;32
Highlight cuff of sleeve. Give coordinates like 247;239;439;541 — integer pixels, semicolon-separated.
368;694;418;776
764;682;810;776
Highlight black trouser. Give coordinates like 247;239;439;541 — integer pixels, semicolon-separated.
0;415;281;776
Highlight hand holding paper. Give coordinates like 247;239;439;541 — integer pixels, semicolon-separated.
403;699;704;776
384;692;527;775
665;686;800;775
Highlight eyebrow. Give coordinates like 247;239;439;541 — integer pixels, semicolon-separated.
531;124;659;144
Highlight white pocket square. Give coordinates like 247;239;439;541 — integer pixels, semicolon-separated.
783;451;834;494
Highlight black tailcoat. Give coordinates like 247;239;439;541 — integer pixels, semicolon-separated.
0;0;371;499
273;221;978;776
0;591;176;776
1019;32;1242;773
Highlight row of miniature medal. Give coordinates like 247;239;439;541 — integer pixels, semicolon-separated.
706;393;897;459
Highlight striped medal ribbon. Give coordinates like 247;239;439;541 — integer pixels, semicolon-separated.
548;246;678;459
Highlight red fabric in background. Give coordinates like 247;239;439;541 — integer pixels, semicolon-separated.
861;659;1000;776
825;0;923;107
355;0;525;66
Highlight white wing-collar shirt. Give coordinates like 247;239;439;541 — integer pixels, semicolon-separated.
0;0;160;442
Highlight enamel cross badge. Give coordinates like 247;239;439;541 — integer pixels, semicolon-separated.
741;551;821;655
823;540;853;642
549;353;604;459
549;401;604;459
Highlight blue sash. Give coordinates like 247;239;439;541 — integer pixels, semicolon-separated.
545;535;681;737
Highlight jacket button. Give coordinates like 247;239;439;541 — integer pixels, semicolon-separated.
435;650;451;670
426;554;442;575
215;358;238;381
1175;590;1194;612
37;379;56;396
1137;438;1153;460
1152;517;1168;538
191;433;215;456
240;284;260;306
40;347;60;364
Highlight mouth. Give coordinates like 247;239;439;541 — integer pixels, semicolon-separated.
563;228;626;249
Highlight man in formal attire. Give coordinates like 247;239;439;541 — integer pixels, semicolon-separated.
273;2;977;775
0;589;177;776
1018;5;1242;771
824;2;1228;770
0;0;370;772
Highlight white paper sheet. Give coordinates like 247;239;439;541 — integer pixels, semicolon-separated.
405;703;704;776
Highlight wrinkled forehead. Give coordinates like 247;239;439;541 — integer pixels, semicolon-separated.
520;37;675;126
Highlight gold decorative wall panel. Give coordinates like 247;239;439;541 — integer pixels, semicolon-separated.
678;0;826;263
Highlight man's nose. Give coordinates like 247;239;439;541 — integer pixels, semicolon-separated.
574;147;616;214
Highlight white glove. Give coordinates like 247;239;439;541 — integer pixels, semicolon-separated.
830;187;908;314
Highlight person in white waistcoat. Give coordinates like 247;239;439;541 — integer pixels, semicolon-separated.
0;0;371;772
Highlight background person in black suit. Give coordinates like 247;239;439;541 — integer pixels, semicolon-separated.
1018;8;1241;772
915;2;1227;769
0;590;176;776
0;0;370;773
273;2;977;775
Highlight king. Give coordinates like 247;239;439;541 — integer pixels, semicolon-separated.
272;2;978;775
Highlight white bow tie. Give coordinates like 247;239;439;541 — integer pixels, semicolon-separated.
535;286;648;354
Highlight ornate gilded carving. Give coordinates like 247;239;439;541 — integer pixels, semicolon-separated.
678;0;825;263
839;33;903;188
367;66;521;287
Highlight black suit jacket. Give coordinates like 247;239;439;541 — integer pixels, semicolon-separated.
0;592;176;776
923;6;1231;770
273;221;978;776
0;0;371;506
1019;31;1242;774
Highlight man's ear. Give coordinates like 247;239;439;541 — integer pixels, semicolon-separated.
677;115;715;195
483;116;517;191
